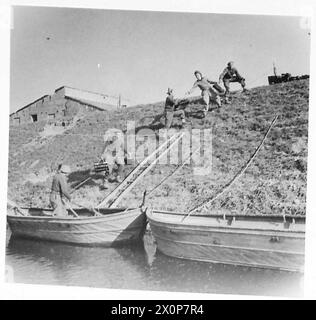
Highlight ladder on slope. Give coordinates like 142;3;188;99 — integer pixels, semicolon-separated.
97;131;185;208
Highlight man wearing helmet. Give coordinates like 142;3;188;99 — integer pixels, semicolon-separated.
164;88;186;129
50;164;72;216
219;61;247;103
100;128;125;188
186;70;222;117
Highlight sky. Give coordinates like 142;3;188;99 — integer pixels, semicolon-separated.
10;6;311;112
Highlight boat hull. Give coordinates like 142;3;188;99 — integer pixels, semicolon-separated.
7;207;146;246
147;210;305;272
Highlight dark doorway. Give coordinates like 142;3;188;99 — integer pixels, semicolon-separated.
31;114;38;122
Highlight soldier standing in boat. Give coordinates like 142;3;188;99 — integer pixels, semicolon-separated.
219;61;247;103
164;88;186;129
100;128;125;188
186;70;222;117
50;164;72;216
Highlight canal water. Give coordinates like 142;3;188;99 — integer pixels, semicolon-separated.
5;229;303;297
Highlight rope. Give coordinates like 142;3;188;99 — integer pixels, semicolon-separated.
181;114;278;222
147;147;200;197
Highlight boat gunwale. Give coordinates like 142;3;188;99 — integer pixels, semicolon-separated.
150;209;306;221
148;219;305;238
7;207;143;223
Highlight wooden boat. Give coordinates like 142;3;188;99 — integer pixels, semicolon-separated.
146;209;305;272
7;206;146;246
6;133;185;248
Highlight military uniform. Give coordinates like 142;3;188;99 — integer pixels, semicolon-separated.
188;75;221;115
101;132;125;184
50;172;71;216
219;66;246;95
164;92;186;129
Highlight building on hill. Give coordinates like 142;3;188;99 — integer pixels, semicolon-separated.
267;64;309;85
10;86;129;126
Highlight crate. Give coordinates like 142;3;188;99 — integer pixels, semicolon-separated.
94;160;110;174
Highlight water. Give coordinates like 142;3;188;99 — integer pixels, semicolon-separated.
5;229;303;297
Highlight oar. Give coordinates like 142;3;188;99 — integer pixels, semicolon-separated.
67;205;79;218
70;177;92;194
7;199;29;216
62;200;79;217
71;201;101;216
147;147;200;197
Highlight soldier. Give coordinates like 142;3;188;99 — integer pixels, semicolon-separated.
186;70;221;117
164;88;186;129
219;61;247;103
100;128;125;188
50;164;72;216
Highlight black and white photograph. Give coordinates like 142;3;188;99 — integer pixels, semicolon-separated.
1;0;315;299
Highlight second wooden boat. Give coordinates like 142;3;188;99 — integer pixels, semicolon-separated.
147;209;305;272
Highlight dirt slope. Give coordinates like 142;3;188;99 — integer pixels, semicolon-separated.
8;79;309;215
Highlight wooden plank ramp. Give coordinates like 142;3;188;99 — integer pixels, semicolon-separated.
97;131;185;208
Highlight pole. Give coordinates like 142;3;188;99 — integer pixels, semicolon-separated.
70;177;92;194
182;114;278;222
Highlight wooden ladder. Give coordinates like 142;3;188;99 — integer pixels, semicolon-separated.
97;131;185;208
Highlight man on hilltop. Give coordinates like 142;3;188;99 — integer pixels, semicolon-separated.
219;61;247;103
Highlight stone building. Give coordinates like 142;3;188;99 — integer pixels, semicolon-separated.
10;86;128;126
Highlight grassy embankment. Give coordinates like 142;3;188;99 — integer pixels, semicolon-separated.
8;79;309;215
